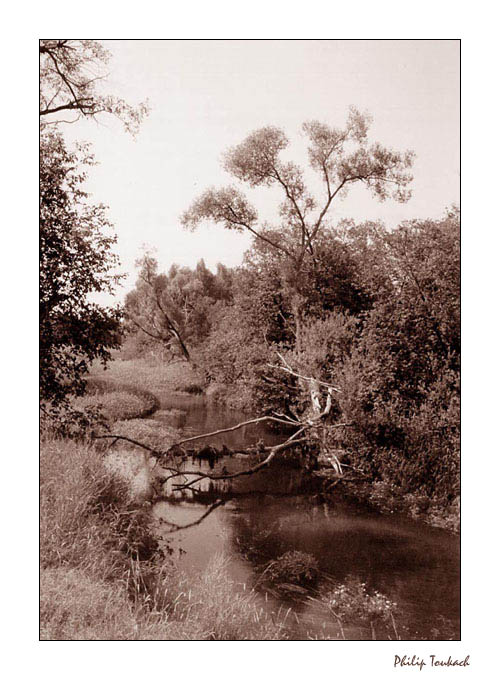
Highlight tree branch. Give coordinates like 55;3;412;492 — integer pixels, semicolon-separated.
172;415;298;447
225;205;293;258
158;500;226;533
171;436;308;491
267;354;342;393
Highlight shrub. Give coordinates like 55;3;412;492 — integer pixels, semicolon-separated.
260;550;319;589
319;578;399;639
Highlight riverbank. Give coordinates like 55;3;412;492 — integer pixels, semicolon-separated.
42;362;294;639
40;433;459;640
40;436;290;640
41;356;459;639
87;356;459;532
335;479;460;534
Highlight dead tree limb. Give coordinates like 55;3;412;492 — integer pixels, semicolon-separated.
267;359;342;393
170;436;308;491
172;415;297;447
93;433;167;458
93;357;356;490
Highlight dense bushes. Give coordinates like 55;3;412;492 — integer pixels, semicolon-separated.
330;212;460;511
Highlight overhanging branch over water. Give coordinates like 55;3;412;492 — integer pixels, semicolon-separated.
93;354;355;493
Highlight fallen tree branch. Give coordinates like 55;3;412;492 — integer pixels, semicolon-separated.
170;437;308;491
93;433;166;457
266;353;342;393
172;415;297;447
93;357;353;491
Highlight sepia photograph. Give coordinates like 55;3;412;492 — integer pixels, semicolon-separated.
39;39;460;642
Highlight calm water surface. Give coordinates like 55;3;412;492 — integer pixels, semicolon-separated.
150;391;460;640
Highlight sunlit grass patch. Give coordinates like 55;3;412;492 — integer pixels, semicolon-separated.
73;390;146;422
142;555;289;640
89;357;205;395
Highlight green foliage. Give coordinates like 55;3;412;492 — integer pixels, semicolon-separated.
40;131;123;417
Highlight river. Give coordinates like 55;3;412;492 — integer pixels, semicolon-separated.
149;389;460;640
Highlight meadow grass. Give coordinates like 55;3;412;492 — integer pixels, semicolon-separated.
40;436;288;640
90;357;205;396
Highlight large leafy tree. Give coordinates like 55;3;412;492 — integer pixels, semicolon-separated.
40;39;148;426
40;132;123;413
346;209;460;406
330;211;460;501
182;108;414;345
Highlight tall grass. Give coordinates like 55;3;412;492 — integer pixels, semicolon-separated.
89;357;205;396
40;436;288;640
82;376;159;419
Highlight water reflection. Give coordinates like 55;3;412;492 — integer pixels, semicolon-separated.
150;392;459;640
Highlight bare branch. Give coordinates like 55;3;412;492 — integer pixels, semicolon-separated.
267;353;342;392
171;436;308;491
93;433;167;457
173;415;298;448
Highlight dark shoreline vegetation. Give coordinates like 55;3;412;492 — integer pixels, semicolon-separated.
40;44;459;640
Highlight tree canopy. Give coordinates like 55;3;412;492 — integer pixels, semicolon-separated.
182;109;414;341
39;39;148;427
40;132;123;412
124;254;233;362
182;109;414;264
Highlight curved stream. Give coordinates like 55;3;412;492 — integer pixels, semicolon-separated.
150;389;460;640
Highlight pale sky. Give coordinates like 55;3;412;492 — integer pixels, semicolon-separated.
61;39;460;303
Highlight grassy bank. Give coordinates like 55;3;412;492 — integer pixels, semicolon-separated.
90;357;205;397
74;377;159;421
40;436;288;640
